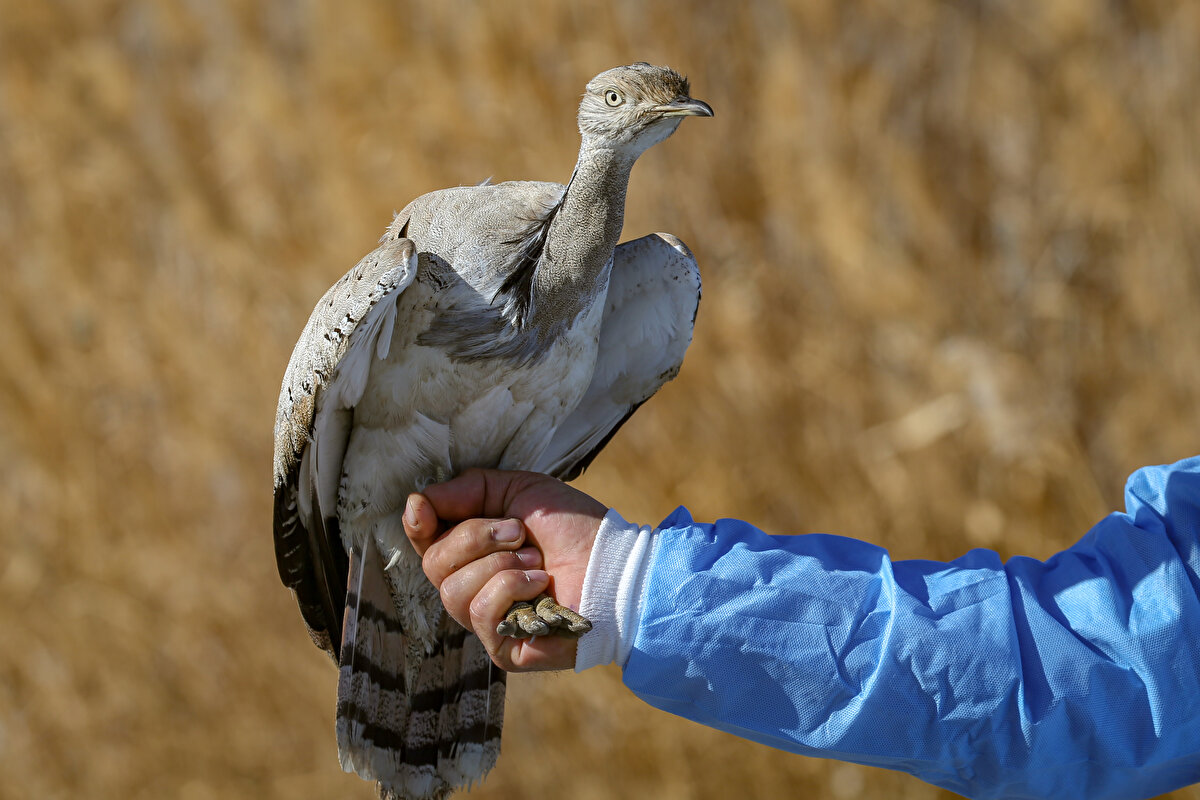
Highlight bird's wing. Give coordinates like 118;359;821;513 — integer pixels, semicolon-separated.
272;231;418;658
535;232;701;481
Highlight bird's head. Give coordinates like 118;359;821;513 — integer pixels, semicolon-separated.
578;63;713;155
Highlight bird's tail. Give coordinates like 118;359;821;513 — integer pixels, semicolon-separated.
336;538;410;785
432;620;505;791
335;538;505;800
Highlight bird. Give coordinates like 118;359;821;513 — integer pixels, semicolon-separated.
272;62;712;800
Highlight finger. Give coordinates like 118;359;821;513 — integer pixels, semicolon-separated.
422;517;526;589
403;493;442;556
479;588;582;672
506;631;581;672
469;568;548;665
437;547;543;629
421;468;541;522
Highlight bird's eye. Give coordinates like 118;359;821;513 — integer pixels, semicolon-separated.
604;89;622;107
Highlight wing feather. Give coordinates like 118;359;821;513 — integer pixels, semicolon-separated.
272;232;418;658
536;232;701;480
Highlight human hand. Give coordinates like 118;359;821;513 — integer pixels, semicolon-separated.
403;469;606;671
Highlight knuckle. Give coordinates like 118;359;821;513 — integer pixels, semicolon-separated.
468;593;490;622
488;551;518;572
423;537;446;567
496;569;525;593
476;520;498;548
457;518;498;553
422;556;440;586
439;575;462;612
424;562;447;589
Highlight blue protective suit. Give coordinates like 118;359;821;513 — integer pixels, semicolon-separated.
622;457;1200;799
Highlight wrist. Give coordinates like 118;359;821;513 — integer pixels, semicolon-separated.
574;509;658;672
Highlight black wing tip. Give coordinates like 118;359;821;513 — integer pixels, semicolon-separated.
271;464;350;660
557;400;647;482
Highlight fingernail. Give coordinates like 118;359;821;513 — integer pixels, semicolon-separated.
491;519;521;543
404;496;419;529
514;546;541;566
524;569;548;584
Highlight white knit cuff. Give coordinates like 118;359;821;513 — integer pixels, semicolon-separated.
574;508;658;672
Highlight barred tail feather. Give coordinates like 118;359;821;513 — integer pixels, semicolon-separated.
396;630;451;799
336;540;411;789
334;540;506;800
435;620;506;789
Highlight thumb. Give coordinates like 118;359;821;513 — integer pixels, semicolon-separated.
421;468;536;522
402;492;441;556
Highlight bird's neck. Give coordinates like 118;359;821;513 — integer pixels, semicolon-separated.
532;143;636;325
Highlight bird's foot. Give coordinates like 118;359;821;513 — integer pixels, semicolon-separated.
496;594;592;639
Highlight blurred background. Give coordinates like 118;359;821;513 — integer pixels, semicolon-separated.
2;0;1199;797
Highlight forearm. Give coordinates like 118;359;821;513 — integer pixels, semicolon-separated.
578;458;1200;799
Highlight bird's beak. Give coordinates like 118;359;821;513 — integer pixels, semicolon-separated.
653;97;715;118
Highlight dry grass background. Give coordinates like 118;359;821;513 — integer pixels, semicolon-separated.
2;0;1199;798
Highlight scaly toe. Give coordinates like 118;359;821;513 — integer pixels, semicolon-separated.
535;595;593;636
533;594;565;626
496;596;593;639
496;601;531;638
514;602;550;636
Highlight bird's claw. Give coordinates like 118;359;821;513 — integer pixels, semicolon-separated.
496;594;592;639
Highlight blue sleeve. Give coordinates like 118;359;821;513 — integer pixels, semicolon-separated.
622;457;1200;799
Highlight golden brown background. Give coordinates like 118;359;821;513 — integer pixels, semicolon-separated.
2;1;1199;798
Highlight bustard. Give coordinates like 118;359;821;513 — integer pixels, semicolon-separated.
272;63;712;799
